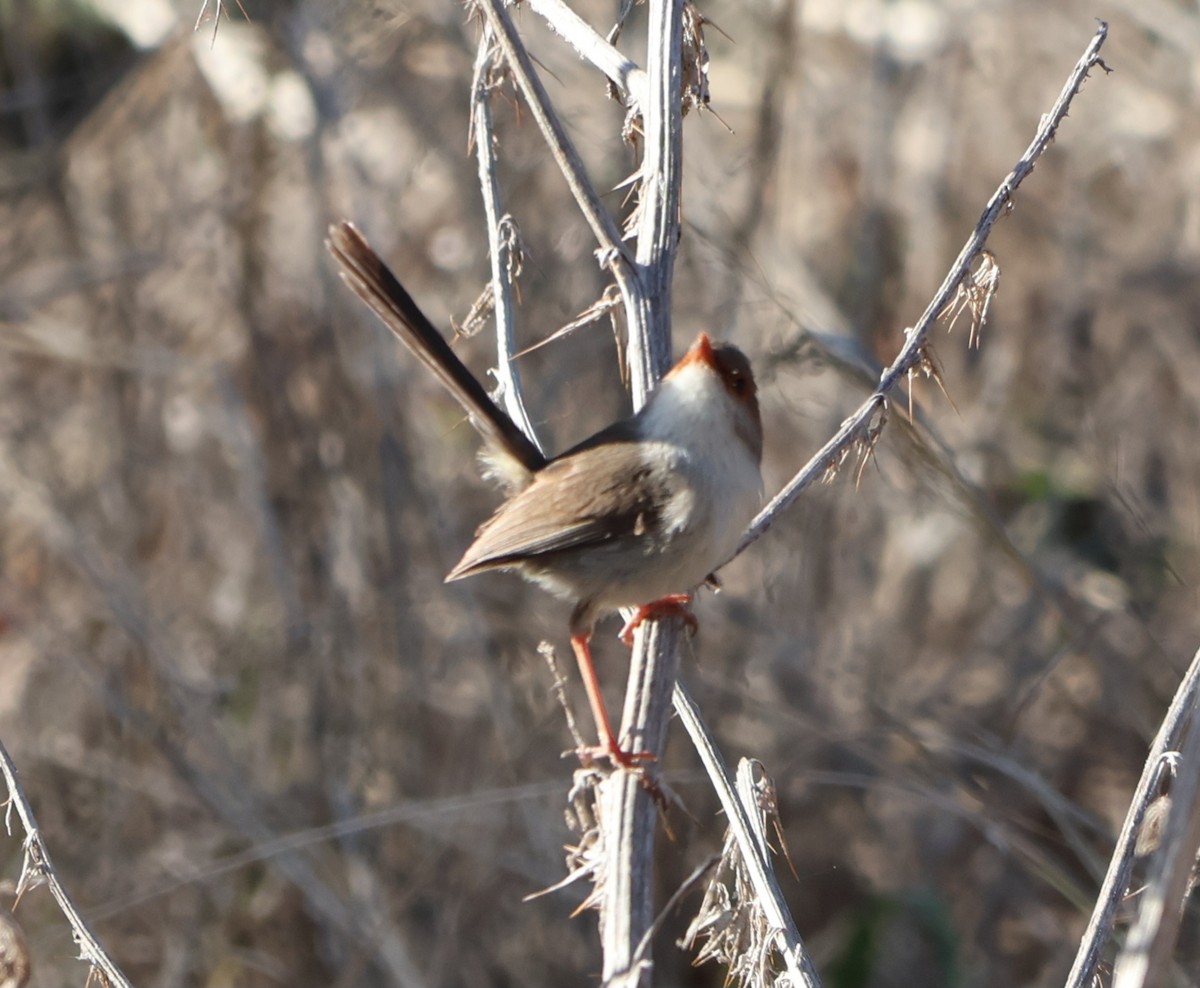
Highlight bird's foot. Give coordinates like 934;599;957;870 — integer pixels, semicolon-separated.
577;739;657;770
574;739;662;798
618;594;697;646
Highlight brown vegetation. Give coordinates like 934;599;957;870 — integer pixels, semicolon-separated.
1;1;1198;986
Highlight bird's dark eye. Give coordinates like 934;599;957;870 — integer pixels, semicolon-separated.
731;375;746;394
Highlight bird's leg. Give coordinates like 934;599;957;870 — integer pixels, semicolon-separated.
570;632;655;768
618;593;697;646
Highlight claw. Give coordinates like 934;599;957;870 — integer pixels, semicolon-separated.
577;741;657;770
619;593;697;646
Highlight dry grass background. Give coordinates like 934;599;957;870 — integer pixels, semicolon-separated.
1;0;1199;985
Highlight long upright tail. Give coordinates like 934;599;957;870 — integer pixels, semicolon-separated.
326;222;547;477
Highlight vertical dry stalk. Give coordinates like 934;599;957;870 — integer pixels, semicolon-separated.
596;0;687;980
470;0;689;981
470;30;543;453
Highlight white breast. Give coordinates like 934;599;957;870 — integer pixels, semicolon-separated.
634;363;763;587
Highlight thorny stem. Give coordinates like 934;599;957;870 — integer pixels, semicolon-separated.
675;684;823;987
599;0;687;983
472;1;687;982
0;739;135;988
732;20;1111;560
1066;646;1200;988
471;31;545;454
475;0;647;346
1112;668;1200;988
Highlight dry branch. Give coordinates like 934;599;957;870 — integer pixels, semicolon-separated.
475;0;645;351
587;0;690;982
470;29;544;454
676;685;822;987
0;739;132;988
733;20;1111;561
1113;695;1200;988
661;21;1110;986
474;0;691;979
1066;646;1200;988
524;0;649;108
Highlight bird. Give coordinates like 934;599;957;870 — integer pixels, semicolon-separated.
327;222;763;767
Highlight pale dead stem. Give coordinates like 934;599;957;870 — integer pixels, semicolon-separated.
469;26;544;454
461;1;684;982
677;690;822;988
1063;647;1200;988
0;739;129;988
1117;748;1200;988
732;22;1112;562
462;3;720;982
471;0;645;373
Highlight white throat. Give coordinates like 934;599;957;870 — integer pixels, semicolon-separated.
634;361;763;571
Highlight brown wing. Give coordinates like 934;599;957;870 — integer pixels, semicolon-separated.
446;425;667;580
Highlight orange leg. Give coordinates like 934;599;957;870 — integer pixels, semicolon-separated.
570;632;655;768
618;593;697;647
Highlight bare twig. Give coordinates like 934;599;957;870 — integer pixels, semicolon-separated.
674;685;823;988
1112;694;1200;988
514;286;622;356
524;0;649;108
475;0;648;354
0;739;134;988
628;854;720;973
732;20;1111;560
471;30;545;455
1064;646;1200;988
469;0;691;981
598;617;686;985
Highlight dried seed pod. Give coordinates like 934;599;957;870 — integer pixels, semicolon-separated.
1135;793;1172;857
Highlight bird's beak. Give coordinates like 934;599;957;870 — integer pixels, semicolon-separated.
668;333;717;375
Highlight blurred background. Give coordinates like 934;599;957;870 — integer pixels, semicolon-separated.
1;0;1199;985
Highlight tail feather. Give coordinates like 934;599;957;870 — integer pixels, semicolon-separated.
326;222;547;479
